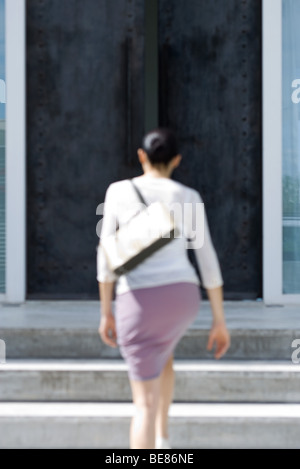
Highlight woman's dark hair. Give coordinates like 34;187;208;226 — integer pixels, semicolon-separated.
142;128;179;165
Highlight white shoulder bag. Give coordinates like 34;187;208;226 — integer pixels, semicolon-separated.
100;179;179;276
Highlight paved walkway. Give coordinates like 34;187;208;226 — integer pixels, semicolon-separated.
0;300;299;330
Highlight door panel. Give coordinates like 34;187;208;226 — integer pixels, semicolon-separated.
159;0;262;299
27;0;144;298
27;0;262;300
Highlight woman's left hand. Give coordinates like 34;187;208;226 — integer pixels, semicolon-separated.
99;313;118;348
207;322;230;359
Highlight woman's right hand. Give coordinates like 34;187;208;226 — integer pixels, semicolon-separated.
98;313;118;348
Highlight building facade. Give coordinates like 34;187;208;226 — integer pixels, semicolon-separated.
0;0;299;305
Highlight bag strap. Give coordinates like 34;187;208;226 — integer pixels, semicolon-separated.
130;179;148;206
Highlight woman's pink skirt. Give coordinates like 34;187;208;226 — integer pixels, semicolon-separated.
115;282;201;381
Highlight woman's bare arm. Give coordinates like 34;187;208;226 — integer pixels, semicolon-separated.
98;281;117;348
99;281;115;316
206;286;230;359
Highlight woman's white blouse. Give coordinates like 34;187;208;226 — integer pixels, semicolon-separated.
97;175;224;295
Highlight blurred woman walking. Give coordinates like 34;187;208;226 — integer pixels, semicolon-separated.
97;128;230;449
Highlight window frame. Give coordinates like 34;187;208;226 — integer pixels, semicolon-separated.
263;0;300;304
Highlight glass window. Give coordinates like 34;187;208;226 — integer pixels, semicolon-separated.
0;0;5;293
282;0;300;293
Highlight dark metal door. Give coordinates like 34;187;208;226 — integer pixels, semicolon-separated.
27;0;144;298
159;0;262;299
27;0;262;300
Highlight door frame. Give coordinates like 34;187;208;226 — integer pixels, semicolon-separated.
2;0;26;303
4;0;299;304
263;0;300;304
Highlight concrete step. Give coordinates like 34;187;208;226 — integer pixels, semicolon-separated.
1;359;299;403
2;327;300;360
1;300;300;360
0;402;300;448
